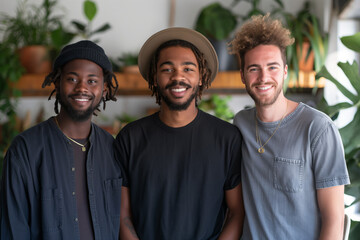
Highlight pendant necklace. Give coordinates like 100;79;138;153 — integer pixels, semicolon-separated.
54;117;89;152
255;102;288;154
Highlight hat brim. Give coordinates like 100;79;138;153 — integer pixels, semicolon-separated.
138;27;219;82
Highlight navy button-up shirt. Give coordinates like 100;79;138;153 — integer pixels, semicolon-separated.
0;117;122;239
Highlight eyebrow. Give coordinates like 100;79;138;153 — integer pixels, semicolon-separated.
246;62;281;70
159;61;197;67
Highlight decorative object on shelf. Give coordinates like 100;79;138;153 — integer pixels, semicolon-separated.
70;0;111;41
316;32;360;237
0;0;74;73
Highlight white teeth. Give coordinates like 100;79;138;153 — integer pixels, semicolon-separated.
258;86;271;90
75;98;89;102
171;88;186;92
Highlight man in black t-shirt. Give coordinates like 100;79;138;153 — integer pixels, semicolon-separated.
115;28;244;240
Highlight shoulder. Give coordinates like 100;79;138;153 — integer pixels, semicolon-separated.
91;123;115;143
198;110;241;136
115;113;156;140
295;103;335;129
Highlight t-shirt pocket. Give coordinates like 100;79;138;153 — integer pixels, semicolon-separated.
273;157;304;193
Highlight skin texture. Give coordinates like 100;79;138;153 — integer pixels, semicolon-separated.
241;44;344;238
55;59;107;139
119;46;244;240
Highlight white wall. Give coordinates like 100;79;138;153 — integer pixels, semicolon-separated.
2;0;322;126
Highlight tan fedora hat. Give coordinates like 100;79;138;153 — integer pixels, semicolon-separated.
138;27;219;82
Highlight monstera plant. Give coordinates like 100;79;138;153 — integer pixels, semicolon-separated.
316;32;360;239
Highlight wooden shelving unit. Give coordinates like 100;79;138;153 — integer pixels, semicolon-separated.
13;71;324;96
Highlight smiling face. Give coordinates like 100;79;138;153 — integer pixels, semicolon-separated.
241;44;288;107
155;46;201;111
57;59;106;121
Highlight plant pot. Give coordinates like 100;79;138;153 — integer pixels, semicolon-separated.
209;38;239;71
297;41;314;72
18;45;51;74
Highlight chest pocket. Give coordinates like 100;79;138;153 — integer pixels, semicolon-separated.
105;178;122;218
273;157;304;193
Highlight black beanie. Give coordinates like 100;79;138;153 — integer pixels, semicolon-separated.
53;40;112;72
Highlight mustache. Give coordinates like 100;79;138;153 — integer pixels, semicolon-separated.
165;81;192;89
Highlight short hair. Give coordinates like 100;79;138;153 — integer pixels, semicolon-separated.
147;39;212;105
229;14;294;71
42;66;118;115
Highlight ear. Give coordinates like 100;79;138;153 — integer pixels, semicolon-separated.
240;70;245;84
284;64;288;79
103;82;109;98
199;77;202;86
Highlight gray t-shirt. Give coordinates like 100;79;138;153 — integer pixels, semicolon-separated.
234;102;350;240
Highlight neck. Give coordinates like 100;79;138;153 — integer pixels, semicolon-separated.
256;97;292;122
159;103;198;128
56;112;91;139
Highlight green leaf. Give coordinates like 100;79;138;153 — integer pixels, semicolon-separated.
340;109;360;155
91;23;111;35
341;32;360;53
316;66;358;104
71;20;86;32
84;0;97;21
338;61;360;96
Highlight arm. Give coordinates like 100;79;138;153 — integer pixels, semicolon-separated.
0;151;30;239
317;185;344;240
119;186;139;240
218;184;244;240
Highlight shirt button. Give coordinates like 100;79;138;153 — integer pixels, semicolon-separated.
72;192;75;195
75;218;78;222
71;167;75;171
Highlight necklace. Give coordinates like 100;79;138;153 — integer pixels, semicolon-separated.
54;117;89;152
255;102;288;154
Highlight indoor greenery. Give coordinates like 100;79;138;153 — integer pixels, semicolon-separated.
199;94;234;122
315;32;360;239
0;42;24;177
71;0;111;41
282;1;328;91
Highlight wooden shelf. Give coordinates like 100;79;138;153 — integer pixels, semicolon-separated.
12;71;324;96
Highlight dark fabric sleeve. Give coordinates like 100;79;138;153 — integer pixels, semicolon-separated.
224;130;242;190
0;148;31;239
114;129;130;187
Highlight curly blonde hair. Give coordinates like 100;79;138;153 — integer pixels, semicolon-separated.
229;14;294;71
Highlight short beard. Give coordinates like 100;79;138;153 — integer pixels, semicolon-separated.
158;82;199;111
58;93;101;122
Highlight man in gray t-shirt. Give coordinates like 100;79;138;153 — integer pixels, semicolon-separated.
229;14;350;239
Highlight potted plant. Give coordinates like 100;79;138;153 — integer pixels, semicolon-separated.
70;0;111;41
199;94;234;122
115;52;139;73
194;2;238;71
0;0;74;73
315;32;360;238
282;1;328;91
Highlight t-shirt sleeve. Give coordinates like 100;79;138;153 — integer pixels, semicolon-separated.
312;120;350;189
224;129;242;190
114;129;130;187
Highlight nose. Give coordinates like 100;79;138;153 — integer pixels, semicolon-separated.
170;69;184;81
259;69;269;82
74;79;88;92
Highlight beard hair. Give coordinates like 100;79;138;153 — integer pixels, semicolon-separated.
158;83;199;111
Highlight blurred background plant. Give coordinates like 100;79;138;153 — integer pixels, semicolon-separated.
0;42;24;175
199;94;234;122
316;32;360;238
71;0;111;42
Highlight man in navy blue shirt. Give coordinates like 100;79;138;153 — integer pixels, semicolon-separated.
0;40;122;239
